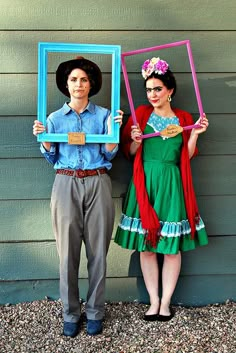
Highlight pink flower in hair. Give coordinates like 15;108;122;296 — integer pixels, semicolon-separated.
141;57;169;79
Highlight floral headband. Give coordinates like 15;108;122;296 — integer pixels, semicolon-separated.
141;57;169;79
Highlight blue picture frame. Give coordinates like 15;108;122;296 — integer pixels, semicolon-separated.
37;42;121;143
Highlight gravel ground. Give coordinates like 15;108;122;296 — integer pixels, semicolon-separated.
0;299;235;353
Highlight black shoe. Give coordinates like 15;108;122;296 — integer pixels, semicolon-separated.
143;313;159;321
157;309;174;322
86;319;103;335
63;321;80;337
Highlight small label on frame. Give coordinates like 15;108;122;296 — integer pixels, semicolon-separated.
68;132;86;145
160;125;183;138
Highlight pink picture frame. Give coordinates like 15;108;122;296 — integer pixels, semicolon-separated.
121;40;203;139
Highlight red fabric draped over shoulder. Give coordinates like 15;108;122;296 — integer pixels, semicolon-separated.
175;108;200;239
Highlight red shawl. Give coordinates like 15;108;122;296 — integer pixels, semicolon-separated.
122;104;200;247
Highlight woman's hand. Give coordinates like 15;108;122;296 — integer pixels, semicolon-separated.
105;110;124;151
131;124;142;143
33;120;51;151
107;110;124;134
130;124;142;155
188;114;209;158
192;114;209;136
33;120;46;136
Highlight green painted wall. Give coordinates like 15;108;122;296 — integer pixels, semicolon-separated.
0;0;235;305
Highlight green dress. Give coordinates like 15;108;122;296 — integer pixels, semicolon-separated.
114;113;208;254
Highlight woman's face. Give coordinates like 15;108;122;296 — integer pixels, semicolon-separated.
145;77;173;109
67;68;91;100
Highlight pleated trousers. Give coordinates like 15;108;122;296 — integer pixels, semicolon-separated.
50;172;115;322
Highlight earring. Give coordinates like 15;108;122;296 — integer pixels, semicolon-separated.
168;95;172;102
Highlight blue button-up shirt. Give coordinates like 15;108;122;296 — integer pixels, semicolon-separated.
40;102;118;170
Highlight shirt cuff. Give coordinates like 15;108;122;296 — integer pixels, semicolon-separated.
102;144;118;159
40;143;56;155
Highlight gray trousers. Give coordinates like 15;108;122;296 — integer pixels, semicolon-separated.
50;172;115;322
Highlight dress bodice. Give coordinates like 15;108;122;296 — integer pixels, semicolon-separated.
143;113;183;164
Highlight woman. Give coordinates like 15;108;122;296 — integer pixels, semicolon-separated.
115;57;208;321
33;56;123;337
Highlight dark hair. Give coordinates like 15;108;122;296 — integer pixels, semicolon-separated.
145;68;177;97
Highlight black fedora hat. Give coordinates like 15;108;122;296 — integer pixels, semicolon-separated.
56;56;102;98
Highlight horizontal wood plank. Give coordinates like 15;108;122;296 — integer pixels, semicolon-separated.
191;156;236;196
0;116;40;158
0;73;235;116
0;237;235;281
0;155;235;200
110;237;236;277
0;159;54;200
197;196;236;236
1;31;236;73
0;195;235;242
110;154;236;197
0;198;123;241
1;0;235;30
0;275;235;306
125;73;236;115
1;114;236;158
196;114;236;156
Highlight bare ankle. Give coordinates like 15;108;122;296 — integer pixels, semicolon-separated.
159;300;171;315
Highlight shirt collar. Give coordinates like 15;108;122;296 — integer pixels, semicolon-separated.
62;101;96;115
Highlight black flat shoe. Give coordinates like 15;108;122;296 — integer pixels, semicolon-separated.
143;313;159;321
157;309;174;322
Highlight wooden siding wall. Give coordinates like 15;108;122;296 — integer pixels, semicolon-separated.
0;0;235;305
